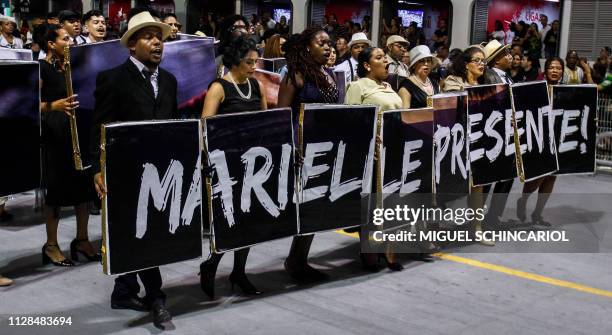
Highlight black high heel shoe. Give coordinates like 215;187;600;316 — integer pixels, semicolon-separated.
199;259;217;299
42;244;74;267
229;272;261;296
70;239;101;262
381;253;404;271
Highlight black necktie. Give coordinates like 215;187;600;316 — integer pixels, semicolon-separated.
141;69;155;97
502;73;513;84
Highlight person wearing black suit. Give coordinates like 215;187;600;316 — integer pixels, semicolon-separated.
483;41;515;230
90;12;175;330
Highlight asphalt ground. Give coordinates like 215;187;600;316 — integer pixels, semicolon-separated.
1;173;611;334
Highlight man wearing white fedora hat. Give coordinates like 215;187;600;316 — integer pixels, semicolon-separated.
0;15;23;49
335;32;372;87
481;39;514;230
483;39;513;85
91;11;174;330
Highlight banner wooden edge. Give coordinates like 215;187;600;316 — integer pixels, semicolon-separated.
100;124;110;275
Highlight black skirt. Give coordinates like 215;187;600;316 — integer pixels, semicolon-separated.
40;60;95;207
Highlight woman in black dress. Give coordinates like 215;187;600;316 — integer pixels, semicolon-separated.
200;36;267;299
39;25;98;266
398;45;441;108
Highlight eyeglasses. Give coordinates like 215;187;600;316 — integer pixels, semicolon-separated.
231;25;248;32
168;22;182;29
393;43;407;50
470;58;485;65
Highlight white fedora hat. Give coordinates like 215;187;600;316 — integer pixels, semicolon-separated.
386;34;409;47
348;32;373;48
0;15;17;24
120;11;171;47
483;39;510;64
409;45;439;70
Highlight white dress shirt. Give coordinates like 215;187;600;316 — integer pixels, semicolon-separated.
493;67;513;84
130;56;159;98
334;57;358;89
0;34;23;49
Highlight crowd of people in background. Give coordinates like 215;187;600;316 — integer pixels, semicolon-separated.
1;5;612;329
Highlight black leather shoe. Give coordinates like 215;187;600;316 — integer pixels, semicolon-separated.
70;238;102;263
284;260;330;282
151;300;173;330
110;296;148;311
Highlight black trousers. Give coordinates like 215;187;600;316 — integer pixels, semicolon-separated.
111;267;165;306
482;179;514;227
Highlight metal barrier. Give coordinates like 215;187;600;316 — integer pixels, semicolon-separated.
596;93;612;170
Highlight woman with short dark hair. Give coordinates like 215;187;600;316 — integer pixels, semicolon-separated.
517;57;565;226
39;25;98;267
200;36;267;299
345;46;404;271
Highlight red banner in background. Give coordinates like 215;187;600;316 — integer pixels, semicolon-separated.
109;0;130;32
487;0;560;33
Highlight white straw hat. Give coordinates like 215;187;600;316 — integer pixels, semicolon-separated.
483;39;510;64
409;45;439;70
0;15;17;24
348;32;373;48
120;11;171;47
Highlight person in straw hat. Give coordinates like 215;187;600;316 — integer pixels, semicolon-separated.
482;39;513;85
398;45;440;109
480;39;515;231
335;32;373;87
91;11;174;330
0;15;23;49
385;34;410;78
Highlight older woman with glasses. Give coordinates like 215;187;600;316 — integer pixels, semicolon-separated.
398;45;441;108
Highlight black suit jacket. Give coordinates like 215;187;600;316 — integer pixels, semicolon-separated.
90;59;178;173
484;68;506;85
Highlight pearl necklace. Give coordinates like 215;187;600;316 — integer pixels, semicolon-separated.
410;75;433;95
228;72;252;100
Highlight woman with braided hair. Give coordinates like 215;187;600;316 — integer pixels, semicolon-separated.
278;28;339;282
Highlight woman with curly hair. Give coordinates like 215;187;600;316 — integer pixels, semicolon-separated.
443;46;486;91
278;28;339;282
443;46;493;245
199;36;267;299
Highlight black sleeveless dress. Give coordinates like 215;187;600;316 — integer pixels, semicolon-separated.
40;60;95;206
213;77;262;114
400;76;440;108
